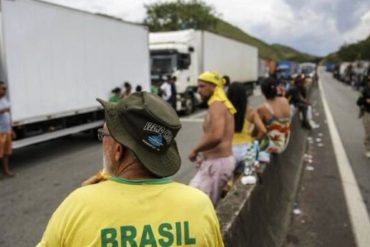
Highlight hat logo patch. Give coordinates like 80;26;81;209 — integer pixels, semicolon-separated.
143;121;173;144
148;135;163;147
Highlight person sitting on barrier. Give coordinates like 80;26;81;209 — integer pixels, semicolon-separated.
257;78;291;154
227;82;267;174
37;92;224;247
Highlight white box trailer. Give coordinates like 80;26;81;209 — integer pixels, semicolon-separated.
0;0;150;148
149;29;258;114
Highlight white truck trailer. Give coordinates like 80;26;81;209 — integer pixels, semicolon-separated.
149;29;258;114
0;0;150;149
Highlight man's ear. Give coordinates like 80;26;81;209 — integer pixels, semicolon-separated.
114;143;125;162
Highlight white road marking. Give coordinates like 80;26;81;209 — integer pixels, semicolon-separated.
319;78;370;247
180;118;204;123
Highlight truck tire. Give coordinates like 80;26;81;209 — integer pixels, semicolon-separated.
184;93;195;115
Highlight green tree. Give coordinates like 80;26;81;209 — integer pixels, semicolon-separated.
144;0;219;32
334;35;370;61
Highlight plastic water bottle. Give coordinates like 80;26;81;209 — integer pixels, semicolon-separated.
244;143;255;175
253;140;259;161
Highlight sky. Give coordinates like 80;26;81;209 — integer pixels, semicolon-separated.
44;0;370;57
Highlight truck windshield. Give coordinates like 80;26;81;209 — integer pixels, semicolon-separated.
301;66;314;75
151;54;177;75
276;68;290;79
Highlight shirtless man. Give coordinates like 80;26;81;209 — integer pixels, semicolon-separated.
189;71;236;206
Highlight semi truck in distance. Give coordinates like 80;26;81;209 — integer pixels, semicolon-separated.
0;0;150;149
276;60;299;79
149;29;258;114
299;62;317;81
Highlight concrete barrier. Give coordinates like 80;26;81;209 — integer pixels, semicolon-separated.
217;114;308;247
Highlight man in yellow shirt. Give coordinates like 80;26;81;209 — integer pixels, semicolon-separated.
37;92;224;247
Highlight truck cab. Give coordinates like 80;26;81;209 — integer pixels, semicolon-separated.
276;60;298;79
150;42;197;114
299;62;317;82
149;29;259;114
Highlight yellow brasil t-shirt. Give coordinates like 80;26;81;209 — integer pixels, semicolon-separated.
37;177;224;247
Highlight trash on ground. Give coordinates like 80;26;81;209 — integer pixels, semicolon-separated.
310;120;320;129
293;209;302;215
241;175;257;185
306;166;314;171
304;154;312;159
258;151;270;163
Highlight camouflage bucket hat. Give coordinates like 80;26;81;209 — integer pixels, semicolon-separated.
97;92;182;177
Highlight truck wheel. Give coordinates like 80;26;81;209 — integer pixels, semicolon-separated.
184;94;194;115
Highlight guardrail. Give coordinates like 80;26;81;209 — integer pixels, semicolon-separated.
217;111;308;247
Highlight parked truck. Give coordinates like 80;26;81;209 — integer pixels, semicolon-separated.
338;62;351;83
276;60;299;79
149;29;258;114
299;62;317;80
0;0;150;149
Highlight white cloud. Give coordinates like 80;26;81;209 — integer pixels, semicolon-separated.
44;0;160;22
342;9;370;44
41;0;370;56
212;0;295;34
211;0;338;55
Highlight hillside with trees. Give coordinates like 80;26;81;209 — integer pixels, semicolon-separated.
324;35;370;63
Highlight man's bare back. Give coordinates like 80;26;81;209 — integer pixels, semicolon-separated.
189;101;234;161
258;97;290;123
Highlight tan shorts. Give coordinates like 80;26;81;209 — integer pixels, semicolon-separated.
0;131;12;158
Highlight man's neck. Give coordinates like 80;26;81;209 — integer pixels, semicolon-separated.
113;158;156;180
